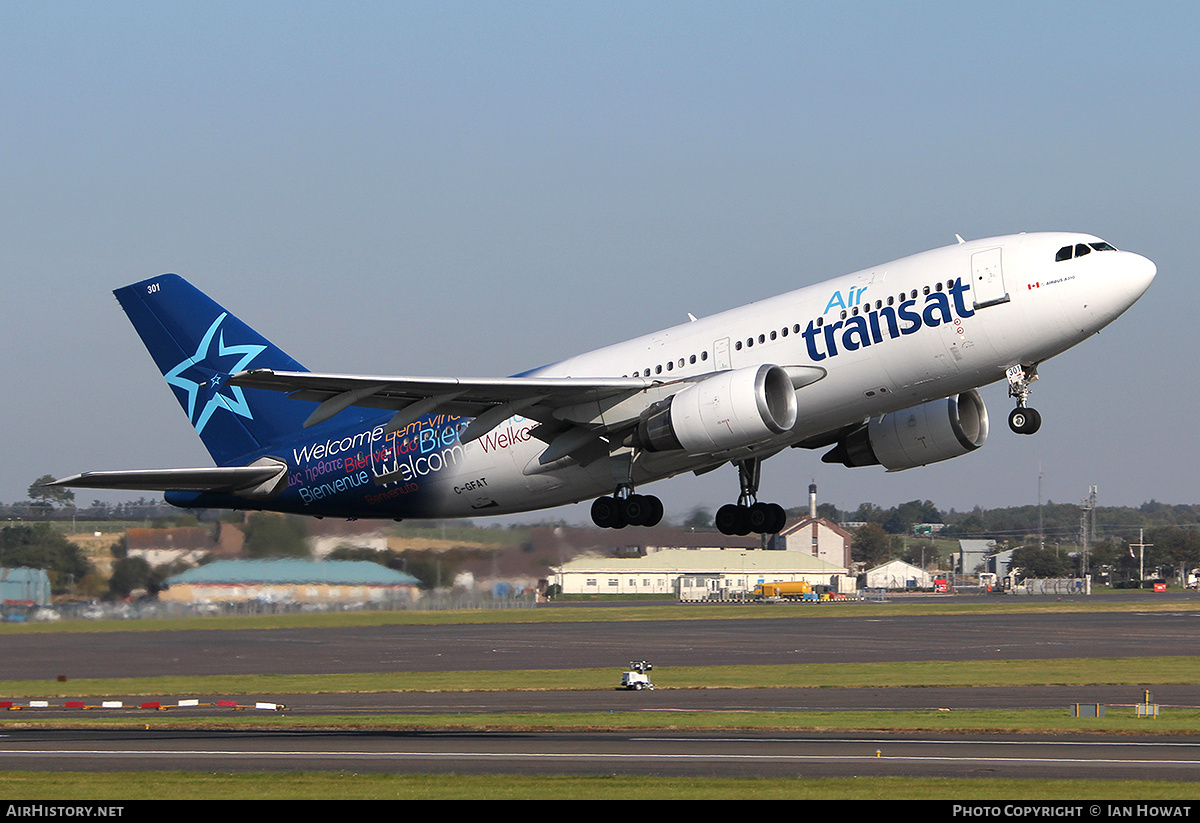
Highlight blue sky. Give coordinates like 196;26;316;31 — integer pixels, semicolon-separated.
2;2;1195;522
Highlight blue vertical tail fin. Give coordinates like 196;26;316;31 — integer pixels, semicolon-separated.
116;274;315;466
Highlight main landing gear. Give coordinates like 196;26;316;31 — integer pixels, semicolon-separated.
1006;363;1042;435
591;490;664;529
590;451;665;529
714;458;788;536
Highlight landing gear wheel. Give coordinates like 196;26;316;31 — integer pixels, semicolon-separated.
764;503;787;534
642;495;664;527
747;502;788;534
592;493;664;528
716;504;749;536
621;494;664;527
748;502;774;533
1008;407;1042;435
591;496;621;528
717;502;786;535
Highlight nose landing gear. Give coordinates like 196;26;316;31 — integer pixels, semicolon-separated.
1006;363;1042;435
1008;406;1042;435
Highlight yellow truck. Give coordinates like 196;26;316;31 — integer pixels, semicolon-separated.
753;581;813;600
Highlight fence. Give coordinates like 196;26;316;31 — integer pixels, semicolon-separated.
13;590;538;622
1012;577;1090;596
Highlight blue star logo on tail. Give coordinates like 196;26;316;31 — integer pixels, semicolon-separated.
164;313;267;434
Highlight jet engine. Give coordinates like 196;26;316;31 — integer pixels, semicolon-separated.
821;390;989;471
636;364;798;454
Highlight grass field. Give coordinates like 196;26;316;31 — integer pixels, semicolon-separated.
2;773;1198;801
2;655;1199;699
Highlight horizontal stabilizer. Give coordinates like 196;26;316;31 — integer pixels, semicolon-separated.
48;459;287;498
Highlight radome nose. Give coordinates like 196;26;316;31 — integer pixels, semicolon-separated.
1123;251;1157;302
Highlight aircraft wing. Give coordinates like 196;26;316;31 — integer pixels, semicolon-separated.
230;365;827;465
229;369;650;418
228;368;659;447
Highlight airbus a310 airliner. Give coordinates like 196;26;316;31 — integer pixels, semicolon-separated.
51;232;1155;535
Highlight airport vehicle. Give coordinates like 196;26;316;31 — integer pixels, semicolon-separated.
50;232;1155;535
620;661;654;691
753;581;813;600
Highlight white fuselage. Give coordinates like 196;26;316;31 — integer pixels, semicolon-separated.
359;231;1156;517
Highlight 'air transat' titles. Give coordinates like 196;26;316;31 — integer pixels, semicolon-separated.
803;277;975;362
289;415;465;506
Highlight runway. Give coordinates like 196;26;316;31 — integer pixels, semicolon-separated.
3;728;1200;780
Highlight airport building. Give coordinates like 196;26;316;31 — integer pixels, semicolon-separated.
863;558;937;590
161;559;419;606
764;484;854;568
553;548;853;598
0;567;51;607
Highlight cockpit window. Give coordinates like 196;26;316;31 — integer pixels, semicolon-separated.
1056;240;1117;261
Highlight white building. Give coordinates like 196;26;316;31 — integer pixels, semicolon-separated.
769;516;854;568
766;483;853;568
554;548;854;599
864;559;937;590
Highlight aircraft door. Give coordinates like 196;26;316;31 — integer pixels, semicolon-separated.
971;248;1010;308
714;337;731;370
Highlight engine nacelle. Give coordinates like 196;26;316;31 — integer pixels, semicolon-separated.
637;364;798;454
822;390;989;471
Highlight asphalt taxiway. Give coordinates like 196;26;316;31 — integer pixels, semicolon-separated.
4;602;1199;680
